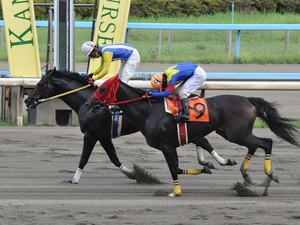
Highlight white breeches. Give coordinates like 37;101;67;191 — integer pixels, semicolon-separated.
178;66;207;99
118;48;140;84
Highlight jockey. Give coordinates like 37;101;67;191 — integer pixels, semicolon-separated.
81;41;140;84
150;62;207;121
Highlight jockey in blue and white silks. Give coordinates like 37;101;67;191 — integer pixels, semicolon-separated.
150;62;207;120
81;41;140;84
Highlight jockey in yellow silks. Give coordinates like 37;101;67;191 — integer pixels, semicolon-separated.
81;41;140;84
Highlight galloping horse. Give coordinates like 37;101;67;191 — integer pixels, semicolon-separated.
24;69;232;184
85;75;299;197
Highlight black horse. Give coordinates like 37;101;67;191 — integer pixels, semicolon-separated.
85;75;299;197
24;69;232;183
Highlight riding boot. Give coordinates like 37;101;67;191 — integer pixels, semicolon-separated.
178;98;190;120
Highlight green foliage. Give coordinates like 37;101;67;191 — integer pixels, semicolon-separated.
0;119;17;126
74;0;95;20
33;0;52;20
254;119;300;128
1;0;299;20
32;0;95;20
129;0;300;17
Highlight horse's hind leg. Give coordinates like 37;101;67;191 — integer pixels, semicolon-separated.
231;134;278;186
174;143;212;175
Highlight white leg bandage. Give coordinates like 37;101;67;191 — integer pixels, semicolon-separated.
211;150;226;165
120;164;132;174
197;146;205;163
71;168;83;184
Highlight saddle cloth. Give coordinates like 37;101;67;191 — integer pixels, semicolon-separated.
164;95;209;122
111;110;123;138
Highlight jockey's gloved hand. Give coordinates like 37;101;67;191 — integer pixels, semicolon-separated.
85;73;94;85
87;77;94;85
143;91;152;98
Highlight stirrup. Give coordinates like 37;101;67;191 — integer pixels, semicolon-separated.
110;105;121;112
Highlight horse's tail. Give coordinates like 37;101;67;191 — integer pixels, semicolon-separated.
247;97;300;147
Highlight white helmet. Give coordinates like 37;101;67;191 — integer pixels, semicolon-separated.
81;41;96;57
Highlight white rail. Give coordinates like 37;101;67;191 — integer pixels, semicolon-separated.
0;78;299;127
1;78;300;90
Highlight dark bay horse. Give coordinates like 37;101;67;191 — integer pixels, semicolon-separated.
24;69;231;183
85;75;299;197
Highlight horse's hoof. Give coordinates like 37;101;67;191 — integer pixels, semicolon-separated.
202;166;212;174
123;171;136;180
271;174;279;183
69;179;78;184
243;174;252;185
226;159;237;166
198;161;215;169
168;192;180;197
206;162;216;169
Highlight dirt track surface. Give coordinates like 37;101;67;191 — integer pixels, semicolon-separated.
1;118;300;225
1;90;300;225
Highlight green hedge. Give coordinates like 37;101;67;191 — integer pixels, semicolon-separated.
129;0;300;17
0;0;300;20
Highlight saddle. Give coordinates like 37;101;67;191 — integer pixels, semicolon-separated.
164;95;209;122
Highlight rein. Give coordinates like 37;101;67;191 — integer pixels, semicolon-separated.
38;84;91;103
114;96;148;105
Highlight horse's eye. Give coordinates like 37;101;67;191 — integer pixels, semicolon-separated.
99;86;106;94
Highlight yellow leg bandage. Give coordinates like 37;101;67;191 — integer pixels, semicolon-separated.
186;169;201;175
264;154;272;175
169;180;181;197
241;154;252;171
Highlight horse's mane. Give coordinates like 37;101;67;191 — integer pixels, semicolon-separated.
121;81;146;96
46;69;88;85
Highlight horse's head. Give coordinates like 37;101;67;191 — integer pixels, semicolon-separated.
85;75;120;113
25;69;57;110
25;68;88;110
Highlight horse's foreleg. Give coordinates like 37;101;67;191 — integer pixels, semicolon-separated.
120;164;135;179
178;167;212;175
71;133;97;184
169;179;181;197
71;168;83;184
162;147;182;197
99;138;135;180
